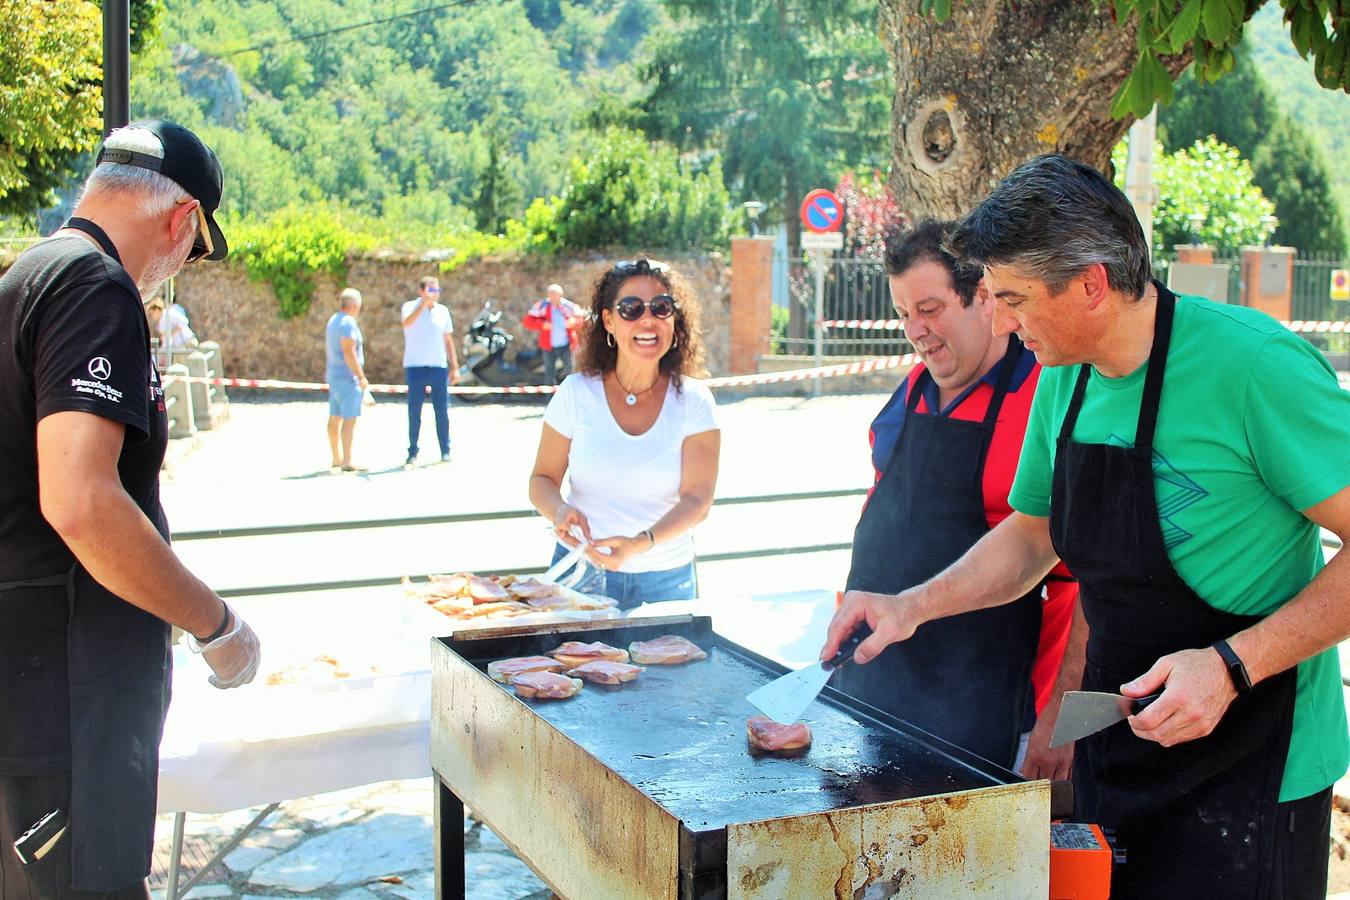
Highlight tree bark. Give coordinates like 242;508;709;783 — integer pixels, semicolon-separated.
882;0;1191;219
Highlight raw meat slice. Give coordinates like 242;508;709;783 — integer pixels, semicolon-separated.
548;641;630;668
511;670;583;699
566;660;644;685
629;635;708;665
746;715;812;753
467;575;511;603
507;578;564;601
486;656;566;683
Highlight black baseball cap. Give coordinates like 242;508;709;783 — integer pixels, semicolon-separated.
95;120;228;261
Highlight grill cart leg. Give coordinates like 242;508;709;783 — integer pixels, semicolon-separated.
435;775;466;898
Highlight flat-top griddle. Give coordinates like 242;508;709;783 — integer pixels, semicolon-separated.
430;614;1049;899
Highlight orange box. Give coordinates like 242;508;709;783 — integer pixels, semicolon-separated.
1049;822;1112;900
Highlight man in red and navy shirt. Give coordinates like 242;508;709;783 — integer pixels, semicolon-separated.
838;221;1080;777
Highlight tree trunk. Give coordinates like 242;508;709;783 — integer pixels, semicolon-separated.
882;0;1191;219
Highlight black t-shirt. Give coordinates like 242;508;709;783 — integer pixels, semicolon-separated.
0;234;169;580
0;234;169;773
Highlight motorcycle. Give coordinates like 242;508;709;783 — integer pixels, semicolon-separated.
455;301;550;401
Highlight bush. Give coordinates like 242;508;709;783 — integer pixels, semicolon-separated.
1112;137;1276;254
230;207;370;318
770;304;791;354
553;127;730;251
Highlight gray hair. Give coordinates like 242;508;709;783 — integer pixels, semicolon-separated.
338;287;362;309
948;154;1151;299
83;164;188;219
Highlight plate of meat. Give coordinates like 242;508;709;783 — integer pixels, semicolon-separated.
510;670;583;700
746;715;813;756
403;572;618;628
629;635;708;665
566;660;644;685
547;640;630;668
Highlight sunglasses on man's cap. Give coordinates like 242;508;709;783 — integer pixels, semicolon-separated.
177;199;213;263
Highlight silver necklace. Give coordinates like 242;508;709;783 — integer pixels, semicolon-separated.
615;371;659;406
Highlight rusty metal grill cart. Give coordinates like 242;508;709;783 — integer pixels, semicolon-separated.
431;615;1049;898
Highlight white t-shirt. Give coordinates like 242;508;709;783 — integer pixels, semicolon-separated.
401;299;454;368
544;373;719;572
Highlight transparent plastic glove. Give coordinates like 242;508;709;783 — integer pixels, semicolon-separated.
187;605;261;688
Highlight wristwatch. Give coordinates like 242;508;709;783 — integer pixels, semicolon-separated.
1212;639;1253;695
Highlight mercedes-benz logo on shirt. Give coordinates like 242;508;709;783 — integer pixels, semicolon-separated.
88;357;112;380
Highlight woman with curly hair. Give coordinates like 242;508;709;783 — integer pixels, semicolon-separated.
528;258;721;608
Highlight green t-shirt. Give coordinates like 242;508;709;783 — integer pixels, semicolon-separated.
1009;294;1350;801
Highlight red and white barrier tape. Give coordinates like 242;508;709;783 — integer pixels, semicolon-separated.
172;355;917;395
820;318;1350;333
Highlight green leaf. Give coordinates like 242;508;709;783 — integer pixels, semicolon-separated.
1143;49;1174;105
931;0;953;21
1170;0;1203;52
1200;0;1233;45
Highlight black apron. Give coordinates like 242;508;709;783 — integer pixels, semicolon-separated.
2;218;172;890
1050;285;1296;898
839;339;1042;767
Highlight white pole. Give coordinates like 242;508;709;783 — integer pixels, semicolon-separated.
812;253;826;397
1124;107;1158;256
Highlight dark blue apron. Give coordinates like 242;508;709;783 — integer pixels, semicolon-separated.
1050;284;1296;897
1;218;172;890
838;339;1042;767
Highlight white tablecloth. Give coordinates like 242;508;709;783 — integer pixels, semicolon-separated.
156;589;836;814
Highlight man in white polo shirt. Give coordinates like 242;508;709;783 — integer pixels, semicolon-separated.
400;275;459;466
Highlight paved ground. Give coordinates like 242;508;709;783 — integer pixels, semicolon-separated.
151;388;885;898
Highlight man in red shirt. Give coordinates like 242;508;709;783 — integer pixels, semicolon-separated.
839;221;1080;775
523;283;583;385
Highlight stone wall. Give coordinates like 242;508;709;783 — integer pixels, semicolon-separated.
169;252;730;385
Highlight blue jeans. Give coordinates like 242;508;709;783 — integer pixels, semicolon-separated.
543;346;572;385
406;366;449;457
549;544;698;611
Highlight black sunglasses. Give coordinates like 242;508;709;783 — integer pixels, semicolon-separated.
612;258;669;276
614;294;677;321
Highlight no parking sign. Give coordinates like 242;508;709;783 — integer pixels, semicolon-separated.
800;189;843;234
1331;269;1349;301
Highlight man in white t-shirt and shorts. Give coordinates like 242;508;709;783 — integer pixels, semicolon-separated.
400;275;459;466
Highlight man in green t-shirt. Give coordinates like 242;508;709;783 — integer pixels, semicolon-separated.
822;154;1350;898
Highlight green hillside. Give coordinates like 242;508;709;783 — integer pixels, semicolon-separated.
1246;4;1350;249
126;0;665;241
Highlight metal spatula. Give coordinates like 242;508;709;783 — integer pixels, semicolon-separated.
745;632;863;724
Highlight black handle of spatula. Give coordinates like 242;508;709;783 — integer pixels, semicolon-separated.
823;631;864;671
1130;693;1162;714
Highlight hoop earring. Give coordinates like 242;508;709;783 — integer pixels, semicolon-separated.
606;331;615;348
671;334;678;349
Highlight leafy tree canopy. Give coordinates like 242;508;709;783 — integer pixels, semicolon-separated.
925;0;1350;119
0;2;103;218
637;0;891;244
550;127;730;251
1112;137;1276;253
1161;44;1347;254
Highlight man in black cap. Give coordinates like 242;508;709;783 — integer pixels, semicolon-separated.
0;121;260;896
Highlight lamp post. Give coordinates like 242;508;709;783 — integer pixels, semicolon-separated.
743;200;764;237
1260;215;1279;247
1186;212;1206;245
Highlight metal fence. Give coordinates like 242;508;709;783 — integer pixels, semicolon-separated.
772;254;912;358
1292;251;1347;322
772;250;1350;361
